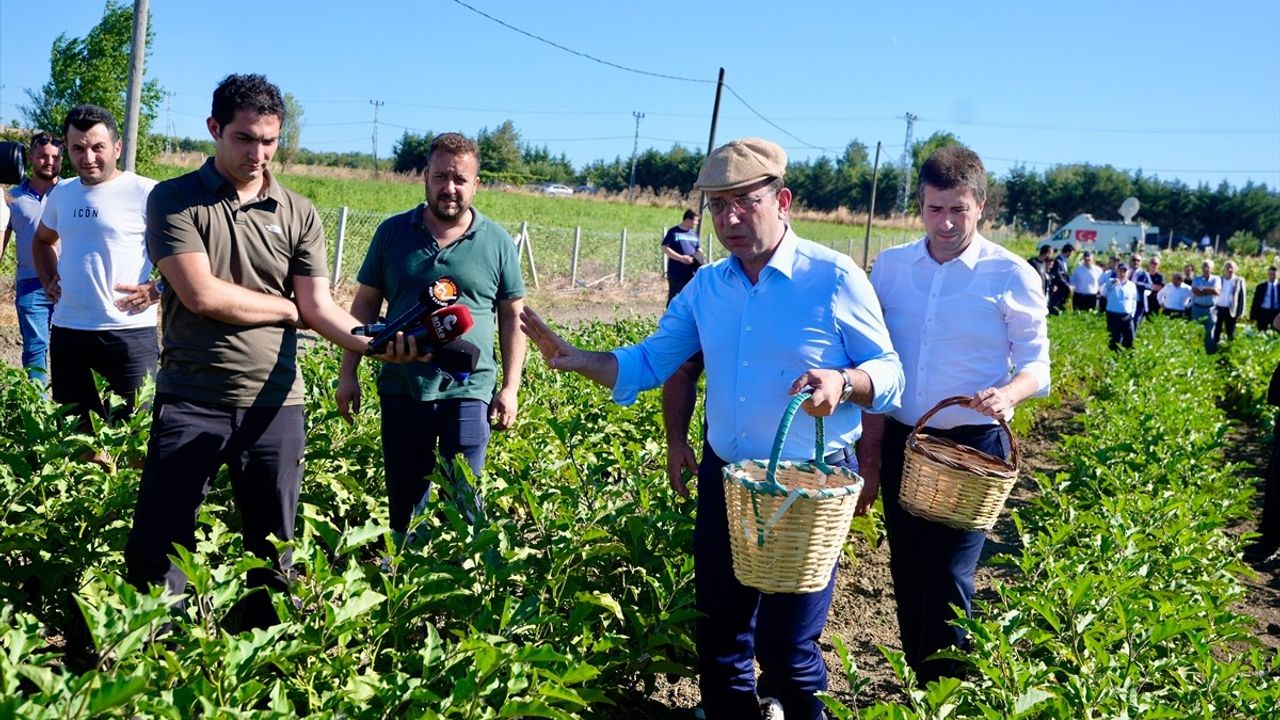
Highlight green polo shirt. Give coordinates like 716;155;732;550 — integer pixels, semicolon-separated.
147;159;329;407
357;205;524;402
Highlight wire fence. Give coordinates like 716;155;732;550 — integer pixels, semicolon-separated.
317;206;977;292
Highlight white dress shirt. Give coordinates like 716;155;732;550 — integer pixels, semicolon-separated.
1070;263;1103;295
1157;283;1193;311
870;233;1051;429
1215;275;1242;309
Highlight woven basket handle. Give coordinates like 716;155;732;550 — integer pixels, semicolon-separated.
764;392;832;490
910;395;1020;467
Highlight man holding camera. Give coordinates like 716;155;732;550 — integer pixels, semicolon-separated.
123;74;400;630
337;132;526;535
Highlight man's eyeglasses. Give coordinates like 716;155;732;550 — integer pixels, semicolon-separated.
32;137;63;148
706;181;781;216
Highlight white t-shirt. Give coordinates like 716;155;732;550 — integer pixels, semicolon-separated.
40;171;158;330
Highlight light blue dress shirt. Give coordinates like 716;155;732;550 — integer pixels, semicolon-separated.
1104;279;1137;315
612;228;903;463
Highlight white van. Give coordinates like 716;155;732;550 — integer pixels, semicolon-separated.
1040;214;1159;254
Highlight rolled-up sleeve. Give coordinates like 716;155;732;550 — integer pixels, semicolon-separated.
837;264;904;414
610;292;701;406
1002;266;1051;397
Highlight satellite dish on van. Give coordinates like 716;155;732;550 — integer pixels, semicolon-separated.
1119;197;1140;224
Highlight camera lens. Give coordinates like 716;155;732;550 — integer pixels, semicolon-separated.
0;141;26;185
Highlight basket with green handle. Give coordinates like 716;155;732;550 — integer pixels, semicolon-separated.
721;392;865;594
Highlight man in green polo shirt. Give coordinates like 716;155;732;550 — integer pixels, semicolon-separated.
124;74;410;630
337;132;526;536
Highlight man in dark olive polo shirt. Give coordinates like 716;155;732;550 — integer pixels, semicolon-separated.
123;74;407;630
337;132;526;537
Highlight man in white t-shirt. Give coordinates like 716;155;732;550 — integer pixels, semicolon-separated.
33;104;160;429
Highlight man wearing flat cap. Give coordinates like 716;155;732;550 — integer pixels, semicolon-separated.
521;137;903;719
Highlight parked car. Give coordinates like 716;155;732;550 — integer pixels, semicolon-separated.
541;184;573;196
574;184;598;195
1146;232;1196;250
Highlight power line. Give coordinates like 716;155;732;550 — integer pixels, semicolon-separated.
449;0;713;84
720;86;826;150
447;0;826;150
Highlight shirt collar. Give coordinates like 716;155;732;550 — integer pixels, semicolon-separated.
913;231;986;269
15;178;52;200
724;225;798;282
412;204;482;241
198;157;285;203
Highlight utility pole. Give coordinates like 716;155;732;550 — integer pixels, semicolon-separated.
369;99;385;177
628;111;645;199
861;141;882;267
699;68;726;243
121;0;149;172
163;90;175;154
896;112;917;215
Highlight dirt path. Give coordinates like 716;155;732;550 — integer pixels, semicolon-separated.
5;280;1276;714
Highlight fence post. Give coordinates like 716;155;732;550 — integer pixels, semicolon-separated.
660;226;667;276
332;206;349;284
519;221;539;289
618;228;628;285
570;226;581;286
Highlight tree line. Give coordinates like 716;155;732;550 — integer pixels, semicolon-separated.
14;2;1278;247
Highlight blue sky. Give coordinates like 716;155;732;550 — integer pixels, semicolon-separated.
2;0;1277;191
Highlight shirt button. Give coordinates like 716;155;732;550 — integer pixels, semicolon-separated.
741;431;747;437
742;361;749;367
739;396;746;402
745;325;753;331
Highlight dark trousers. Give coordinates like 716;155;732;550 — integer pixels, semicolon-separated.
1106;311;1134;351
1257;309;1279;331
1071;294;1098;312
1262;414;1280;548
1212;306;1238;349
124;397;305;630
50;325;157;425
695;442;855;720
380;395;490;532
881;418;1007;685
667;275;693;307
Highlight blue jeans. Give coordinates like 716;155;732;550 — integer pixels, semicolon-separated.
1191;304;1216;353
695;441;857;720
881;418;1009;685
379;395;490;532
14;277;53;384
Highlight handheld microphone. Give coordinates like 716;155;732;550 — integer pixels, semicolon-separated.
427;338;481;381
361;276;461;352
367;304;473;356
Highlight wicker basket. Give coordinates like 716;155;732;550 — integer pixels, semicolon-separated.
722;393;864;594
899;396;1020;531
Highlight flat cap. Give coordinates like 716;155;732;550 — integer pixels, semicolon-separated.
694;137;787;192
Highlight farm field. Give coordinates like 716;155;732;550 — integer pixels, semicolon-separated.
1;299;1279;717
2;166;1279;717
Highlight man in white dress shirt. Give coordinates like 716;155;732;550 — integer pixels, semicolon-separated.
1070;251;1103;311
1211;260;1245;352
1157;273;1193;317
860;146;1050;685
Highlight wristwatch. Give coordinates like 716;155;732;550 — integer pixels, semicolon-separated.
838;369;855;403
